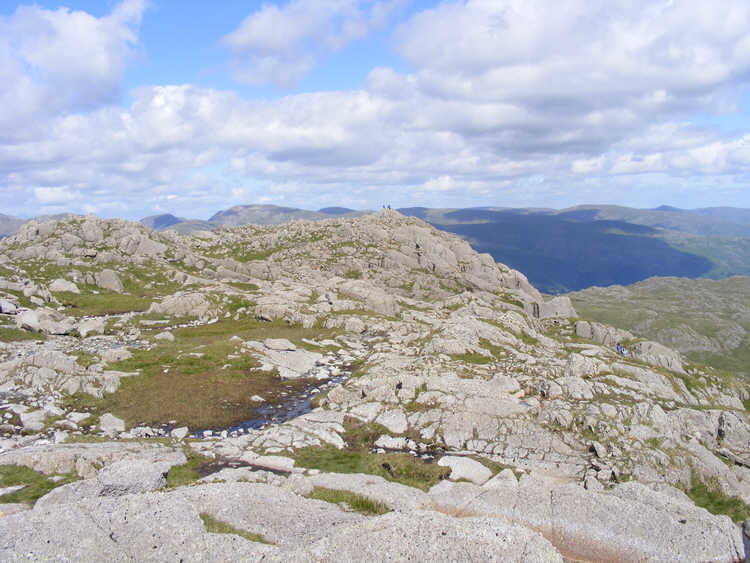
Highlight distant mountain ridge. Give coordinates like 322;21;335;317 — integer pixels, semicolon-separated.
3;203;749;292
0;213;25;239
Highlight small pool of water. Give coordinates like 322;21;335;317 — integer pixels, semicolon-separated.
193;369;352;438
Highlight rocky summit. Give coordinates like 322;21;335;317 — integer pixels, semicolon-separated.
0;210;748;561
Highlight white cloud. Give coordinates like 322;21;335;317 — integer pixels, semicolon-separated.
222;0;403;87
34;186;81;203
0;0;144;133
4;1;750;218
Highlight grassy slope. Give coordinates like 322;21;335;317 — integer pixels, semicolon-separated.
569;276;750;377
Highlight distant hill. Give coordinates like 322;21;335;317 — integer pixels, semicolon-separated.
141;214;184;230
397;205;750;293
140;204;370;233
569;276;750;377
318;207;358;215
140;214;214;234
209;204;329;226
0;213;26;238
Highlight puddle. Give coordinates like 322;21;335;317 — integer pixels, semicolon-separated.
193;368;353;438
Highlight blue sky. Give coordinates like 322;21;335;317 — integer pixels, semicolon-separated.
1;0;750;220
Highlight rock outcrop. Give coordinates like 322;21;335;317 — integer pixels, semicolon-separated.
0;210;747;561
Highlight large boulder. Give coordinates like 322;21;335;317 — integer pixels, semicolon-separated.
148;291;212;318
338;279;399;317
438;456;493;485
535;296;576;319
36;459;174;508
48;278;79;294
631;340;684;373
575;320;633;347
15;308;76;335
0;298;19;314
94;269;125;293
99;413;126;437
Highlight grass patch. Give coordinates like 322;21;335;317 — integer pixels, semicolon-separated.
292;418;450;491
97;318;340;429
54;290;151;316
0;465;79;505
227;281;260;292
307;486;390;515
199;512;273;544
166;447;213;488
450;352;493;365
0;327;46;342
75;351;100;368
496;292;524;308
343;269;363;280
229;246;281;263
685;472;750;523
517;331;539;346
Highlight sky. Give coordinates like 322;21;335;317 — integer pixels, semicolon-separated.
2;0;750;220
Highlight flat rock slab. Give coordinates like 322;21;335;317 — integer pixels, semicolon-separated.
428;474;745;562
0;492;276;561
273;511;562;563
0;503;29;517
288;472;432;512
36;458;174;508
264;338;296;351
174;482;364;548
0;442;186;478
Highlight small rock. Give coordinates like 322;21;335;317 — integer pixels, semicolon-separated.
99;413;126;436
264;338;296;351
374;435;407;450
171;426;189;440
100;348;132;363
0;299;18;314
53;430;68;444
584;476;604;491
154;331;175;342
590;441;607;459
19;410;46;432
438;456;493;485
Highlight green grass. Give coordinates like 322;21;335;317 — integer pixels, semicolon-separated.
450;352;493;365
685;472;750;523
77;318;340;429
517;331;539;346
343;269;363;280
54;290;151;317
228;246;281;263
199;513;273;544
0;465;79;505
0;327;46;341
496;292;524;308
227;281;260;292
166;447;213;488
307;486;390;515
292;418;450;491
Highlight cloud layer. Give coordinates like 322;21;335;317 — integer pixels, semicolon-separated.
2;0;750;219
222;0;402;87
